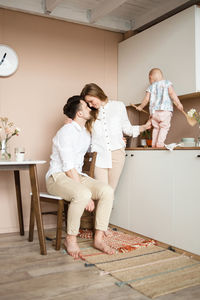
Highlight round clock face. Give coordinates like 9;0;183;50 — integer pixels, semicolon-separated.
0;44;19;77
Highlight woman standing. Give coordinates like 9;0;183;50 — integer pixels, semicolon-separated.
81;83;151;190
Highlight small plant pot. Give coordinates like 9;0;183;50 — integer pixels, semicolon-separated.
146;139;152;147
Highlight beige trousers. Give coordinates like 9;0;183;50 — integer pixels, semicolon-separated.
94;148;125;190
46;173;114;235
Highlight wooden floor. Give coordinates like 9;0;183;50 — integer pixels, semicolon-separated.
0;230;200;300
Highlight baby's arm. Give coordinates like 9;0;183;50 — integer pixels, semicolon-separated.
168;85;183;111
137;92;150;111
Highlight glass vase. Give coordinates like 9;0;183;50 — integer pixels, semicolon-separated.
0;139;11;161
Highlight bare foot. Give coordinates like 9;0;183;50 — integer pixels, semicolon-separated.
104;229;114;237
64;235;84;260
94;230;115;255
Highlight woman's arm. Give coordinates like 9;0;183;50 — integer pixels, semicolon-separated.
121;102;151;137
121;102;140;137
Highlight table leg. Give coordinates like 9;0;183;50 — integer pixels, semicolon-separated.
14;170;24;235
29;164;47;255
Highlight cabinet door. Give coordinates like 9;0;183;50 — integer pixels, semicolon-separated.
129;151;174;244
172;151;200;255
110;152;132;230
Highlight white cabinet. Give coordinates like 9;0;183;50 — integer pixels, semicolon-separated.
129;151;174;245
110;150;200;255
172;151;200;255
118;6;200;105
110;153;131;229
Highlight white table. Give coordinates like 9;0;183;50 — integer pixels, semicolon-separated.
0;160;47;255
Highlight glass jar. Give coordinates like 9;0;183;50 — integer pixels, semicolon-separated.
0;140;11;160
196;137;200;147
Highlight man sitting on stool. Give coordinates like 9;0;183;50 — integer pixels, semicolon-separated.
45;95;114;259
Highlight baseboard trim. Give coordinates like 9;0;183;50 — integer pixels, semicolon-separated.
109;223;200;261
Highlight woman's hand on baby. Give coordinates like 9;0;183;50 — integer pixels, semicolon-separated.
64;117;72;124
139;120;151;132
144;119;152;130
85;199;95;212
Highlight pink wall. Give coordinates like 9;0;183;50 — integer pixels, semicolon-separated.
0;8;122;233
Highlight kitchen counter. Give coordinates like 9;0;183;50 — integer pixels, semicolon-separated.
110;148;200;255
126;147;200;150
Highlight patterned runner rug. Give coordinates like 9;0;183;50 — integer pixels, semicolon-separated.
78;228;156;253
74;229;200;298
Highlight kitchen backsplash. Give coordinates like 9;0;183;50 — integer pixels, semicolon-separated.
126;95;200;147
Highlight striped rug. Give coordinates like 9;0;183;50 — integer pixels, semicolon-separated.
75;231;200;298
78;228;156;253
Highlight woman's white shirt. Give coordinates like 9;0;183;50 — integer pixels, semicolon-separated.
91;100;140;168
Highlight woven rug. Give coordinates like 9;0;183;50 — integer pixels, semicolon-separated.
78;228;156;253
73;230;200;299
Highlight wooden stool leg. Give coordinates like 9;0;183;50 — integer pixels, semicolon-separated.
55;200;64;250
29;165;47;255
64;202;68;232
28;196;35;242
14;170;24;235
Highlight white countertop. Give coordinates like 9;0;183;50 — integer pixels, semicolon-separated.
0;160;46;165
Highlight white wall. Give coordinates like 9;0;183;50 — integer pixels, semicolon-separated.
195;6;200;91
118;6;199;105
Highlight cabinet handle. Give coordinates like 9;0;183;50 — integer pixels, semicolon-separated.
131;154;134;157
125;154;128;156
197;155;200;157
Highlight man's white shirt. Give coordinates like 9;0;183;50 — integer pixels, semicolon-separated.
46;121;91;179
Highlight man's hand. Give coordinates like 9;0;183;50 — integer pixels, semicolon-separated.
85;199;95;212
66;168;80;183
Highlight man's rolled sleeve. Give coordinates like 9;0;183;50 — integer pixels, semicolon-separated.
58;131;75;172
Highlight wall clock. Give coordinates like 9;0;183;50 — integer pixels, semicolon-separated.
0;44;19;77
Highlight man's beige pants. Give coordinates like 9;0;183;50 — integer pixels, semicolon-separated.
94;148;125;190
46;173;114;235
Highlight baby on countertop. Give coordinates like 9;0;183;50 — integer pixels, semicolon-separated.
136;68;183;148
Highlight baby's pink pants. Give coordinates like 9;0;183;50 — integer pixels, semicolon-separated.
151;111;172;147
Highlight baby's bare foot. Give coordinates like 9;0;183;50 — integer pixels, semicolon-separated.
64;235;84;260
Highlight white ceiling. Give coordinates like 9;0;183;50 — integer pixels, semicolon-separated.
0;0;198;33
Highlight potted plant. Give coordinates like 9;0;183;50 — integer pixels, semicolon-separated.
141;129;152;147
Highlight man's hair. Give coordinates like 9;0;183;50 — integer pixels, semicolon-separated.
63;95;82;120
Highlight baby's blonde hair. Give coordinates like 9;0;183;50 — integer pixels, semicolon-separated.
149;68;163;81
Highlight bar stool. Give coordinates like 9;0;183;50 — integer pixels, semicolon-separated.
28;152;97;250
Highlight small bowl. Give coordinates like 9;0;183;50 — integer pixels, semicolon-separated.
181;138;195;142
